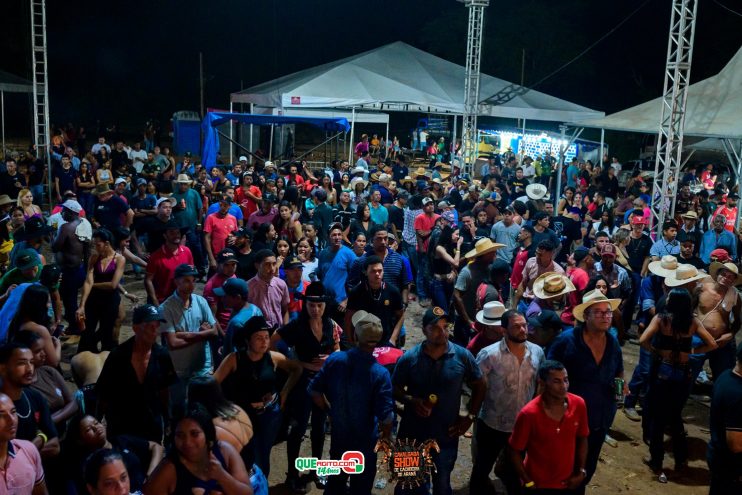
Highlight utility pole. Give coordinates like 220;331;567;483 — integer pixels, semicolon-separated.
459;0;489;176
651;0;698;229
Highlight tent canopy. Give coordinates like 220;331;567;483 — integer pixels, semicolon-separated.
201;111;350;169
0;70;32;93
231;42;603;123
572;46;742;139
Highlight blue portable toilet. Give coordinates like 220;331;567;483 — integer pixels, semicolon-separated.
172;111;201;157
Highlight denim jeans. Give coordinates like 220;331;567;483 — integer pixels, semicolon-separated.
470;420;518;495
400;241;418;282
285;370;327;478
430;278;453;312
326;444;376;495
689;341;736;384
246;400;282;477
184;228;206;273
646;359;690;468
416;251;431;300
60;264;86;334
624;347;651;409
394;442;458;495
624;271;643;327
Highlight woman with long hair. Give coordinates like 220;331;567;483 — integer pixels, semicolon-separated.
76;161;97;214
272;236;293;278
144;406;252;495
295;236;318;283
215;315;301;479
83;449;139;495
429;225;462;310
17;188;42;220
320;175;336;206
76;229;126;353
273;201;302;243
339;173;352;194
8;284;61;366
270;283;341;492
639;288;717;481
558;186;576;215
351;232;367;257
591;210;619;241
96;159;113;187
349;202;372;242
251;222;276;253
68;416;164;494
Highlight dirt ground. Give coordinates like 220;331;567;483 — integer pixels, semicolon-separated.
62;274;716;494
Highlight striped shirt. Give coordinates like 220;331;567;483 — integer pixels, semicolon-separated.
402;208;422;246
348;249;412;291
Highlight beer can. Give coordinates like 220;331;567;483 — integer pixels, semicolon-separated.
614;377;625;404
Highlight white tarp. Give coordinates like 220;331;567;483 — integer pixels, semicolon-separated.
231;42;603;123
263;107;389;125
572;45;742;139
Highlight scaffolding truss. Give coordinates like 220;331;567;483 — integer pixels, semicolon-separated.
30;0;51;205
460;0;489;173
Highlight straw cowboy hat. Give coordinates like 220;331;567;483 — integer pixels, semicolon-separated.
369;172;381;182
526;183;548;200
92;183;113;196
399;176;414;185
681;210;699;220
350;177;368;189
573;289;622;322
532;272;577;300
464;238;505;260
648;255;679;278
0;195;13;207
709;262;742;286
476;301;506;326
664;264;709;288
175;174;193;185
413;167;430;179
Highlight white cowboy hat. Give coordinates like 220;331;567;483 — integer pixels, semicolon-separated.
532;272;576;300
664;264;710;288
175;174;193;184
464;238;506;260
476;301;506;326
351;166;366;175
573;289;622;323
709;262;742;286
648;255;679;278
526;183;548;200
350;176;368;189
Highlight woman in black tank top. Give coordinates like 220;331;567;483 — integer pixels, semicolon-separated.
639;288;718;479
214;315;301;478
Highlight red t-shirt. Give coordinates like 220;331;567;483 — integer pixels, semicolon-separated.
511;247;530;289
234;185;261;220
203;272;236;329
562;267;590;325
204;213;239;255
509;393;590;489
413;213;440;252
146;245;194;303
713;205;737;232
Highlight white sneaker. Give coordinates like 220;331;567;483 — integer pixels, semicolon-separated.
623;407;641;422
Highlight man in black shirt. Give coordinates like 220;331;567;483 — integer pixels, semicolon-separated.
387;190;408;240
92;184;133;230
345;255;405;347
53;155;77;203
0;158;26;200
531;212;561;257
676;232;706;270
97;304;177;444
332;191;355;236
506;167;529;199
552;207;583;263
708;342;742;494
232;228;257;281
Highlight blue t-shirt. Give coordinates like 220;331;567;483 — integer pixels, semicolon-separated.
566;165;579;188
223;304;263;355
369;203;388;226
93;196;131;230
129;194;156;212
317;246;356;303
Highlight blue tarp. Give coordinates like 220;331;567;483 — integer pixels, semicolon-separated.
201;112;350;169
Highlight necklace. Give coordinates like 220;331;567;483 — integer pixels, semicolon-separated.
16;391;31;419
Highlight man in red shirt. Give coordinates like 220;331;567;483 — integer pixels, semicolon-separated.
204;195;239;271
562;247;594;326
713;193;739;232
510;225;535;301
144;219;193;304
234;172;261;219
413;197;440;307
509;360;589;492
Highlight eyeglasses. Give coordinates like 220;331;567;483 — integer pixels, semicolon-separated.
590;310;613;319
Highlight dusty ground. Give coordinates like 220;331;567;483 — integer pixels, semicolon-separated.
62;274;716;494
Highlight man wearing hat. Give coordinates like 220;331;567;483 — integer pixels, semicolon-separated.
594;243;631;303
529;272;576;322
9;216;54;268
548;289;625;488
97;304;177;443
91;183;133;231
414;197;440;306
160;264;217;406
171;173;206;274
202;249;238;330
392;307;485;495
309;310;395;495
453;239;504;345
214;277;263;355
512;240;564;313
470;309;544;495
283;255;309;321
0;248;43;296
137;197;177;253
51;200;90;336
317;223;357;319
679;209;702;255
129;177;157;231
145;221;194;305
701;214;738;264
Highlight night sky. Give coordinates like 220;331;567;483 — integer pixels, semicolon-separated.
1;0;741;137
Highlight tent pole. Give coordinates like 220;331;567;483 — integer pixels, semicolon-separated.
268;124;274;161
554;125;566;214
348;107;356;162
599;128;605;166
229;101;234;164
385;117;389;158
521;118;527;160
1;91;4;158
248;103;254;155
451;115;457;162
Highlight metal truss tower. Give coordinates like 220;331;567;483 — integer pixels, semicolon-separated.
30;0;51;204
651;0;698;228
459;0;489;174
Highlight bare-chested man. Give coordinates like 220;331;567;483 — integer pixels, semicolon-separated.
51;200;90;336
692;261;741;382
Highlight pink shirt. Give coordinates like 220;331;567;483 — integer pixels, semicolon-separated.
204;213;238;255
247;275;290;329
0;439;45;494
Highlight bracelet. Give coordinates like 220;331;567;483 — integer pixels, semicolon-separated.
36;431;48;446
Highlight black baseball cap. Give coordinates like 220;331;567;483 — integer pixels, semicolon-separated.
216;249;237;264
174;264;199;278
133;304;166;324
284;255;303;270
422;306;449;328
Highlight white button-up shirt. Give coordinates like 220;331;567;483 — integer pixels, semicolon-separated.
476;339;544;432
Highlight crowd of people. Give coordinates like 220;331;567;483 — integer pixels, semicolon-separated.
0;130;739;495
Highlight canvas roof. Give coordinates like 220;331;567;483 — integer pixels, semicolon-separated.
0;70;32;93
